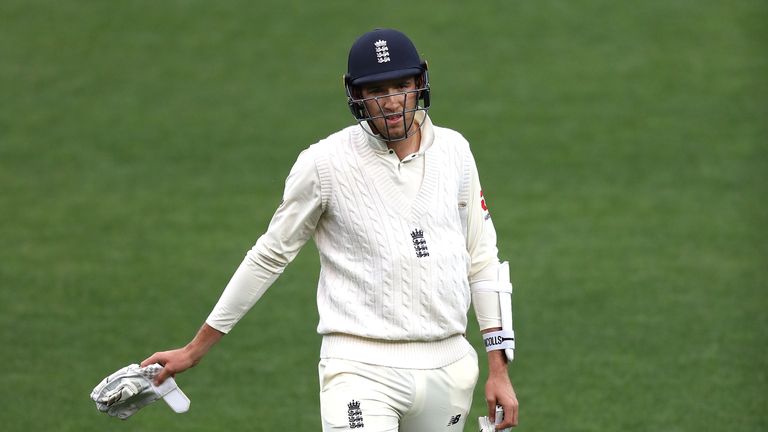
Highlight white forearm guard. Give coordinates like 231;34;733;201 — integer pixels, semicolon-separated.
474;261;515;361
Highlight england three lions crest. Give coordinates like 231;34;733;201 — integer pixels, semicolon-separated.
410;228;429;258
347;400;364;429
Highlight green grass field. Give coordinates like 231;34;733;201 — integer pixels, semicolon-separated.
1;1;766;430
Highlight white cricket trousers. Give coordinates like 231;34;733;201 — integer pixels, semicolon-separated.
318;350;479;432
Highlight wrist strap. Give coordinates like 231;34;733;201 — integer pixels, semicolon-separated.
153;377;190;413
483;330;515;352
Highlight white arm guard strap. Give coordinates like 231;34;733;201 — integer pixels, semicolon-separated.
473;261;515;361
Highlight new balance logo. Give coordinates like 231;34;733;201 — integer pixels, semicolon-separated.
447;414;462;426
347;400;364;429
410;229;429;258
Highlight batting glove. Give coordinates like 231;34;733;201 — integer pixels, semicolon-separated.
90;363;190;419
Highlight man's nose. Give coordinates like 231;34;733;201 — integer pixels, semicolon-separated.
381;92;403;110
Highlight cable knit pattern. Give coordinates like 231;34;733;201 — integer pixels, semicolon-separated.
311;123;474;367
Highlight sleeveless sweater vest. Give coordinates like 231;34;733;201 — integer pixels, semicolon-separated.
311;125;475;368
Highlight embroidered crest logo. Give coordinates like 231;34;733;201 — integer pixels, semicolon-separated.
374;39;390;63
410;229;430;258
347;400;364;429
480;190;491;220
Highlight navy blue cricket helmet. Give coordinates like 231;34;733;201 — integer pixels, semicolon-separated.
344;29;431;140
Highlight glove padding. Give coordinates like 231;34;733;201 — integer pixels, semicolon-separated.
90;363;190;419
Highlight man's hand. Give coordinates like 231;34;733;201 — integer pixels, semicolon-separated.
141;323;225;385
485;348;519;428
141;347;198;385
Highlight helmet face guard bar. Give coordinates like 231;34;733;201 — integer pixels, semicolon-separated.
345;71;431;143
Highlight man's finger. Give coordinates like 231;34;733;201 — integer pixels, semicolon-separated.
497;400;519;429
154;366;173;385
141;352;163;368
140;355;156;368
487;400;497;422
511;399;520;426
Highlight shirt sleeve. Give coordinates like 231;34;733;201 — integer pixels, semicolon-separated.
206;147;323;333
466;151;504;330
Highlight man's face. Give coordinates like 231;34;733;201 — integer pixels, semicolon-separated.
359;77;419;141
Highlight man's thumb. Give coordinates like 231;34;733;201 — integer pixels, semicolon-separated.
154;367;172;385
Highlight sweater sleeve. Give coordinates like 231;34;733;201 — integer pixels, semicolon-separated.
465;150;504;330
206;147;323;333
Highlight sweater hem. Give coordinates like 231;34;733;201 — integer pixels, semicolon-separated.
319;333;473;369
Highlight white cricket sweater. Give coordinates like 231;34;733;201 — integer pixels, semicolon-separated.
207;114;504;369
